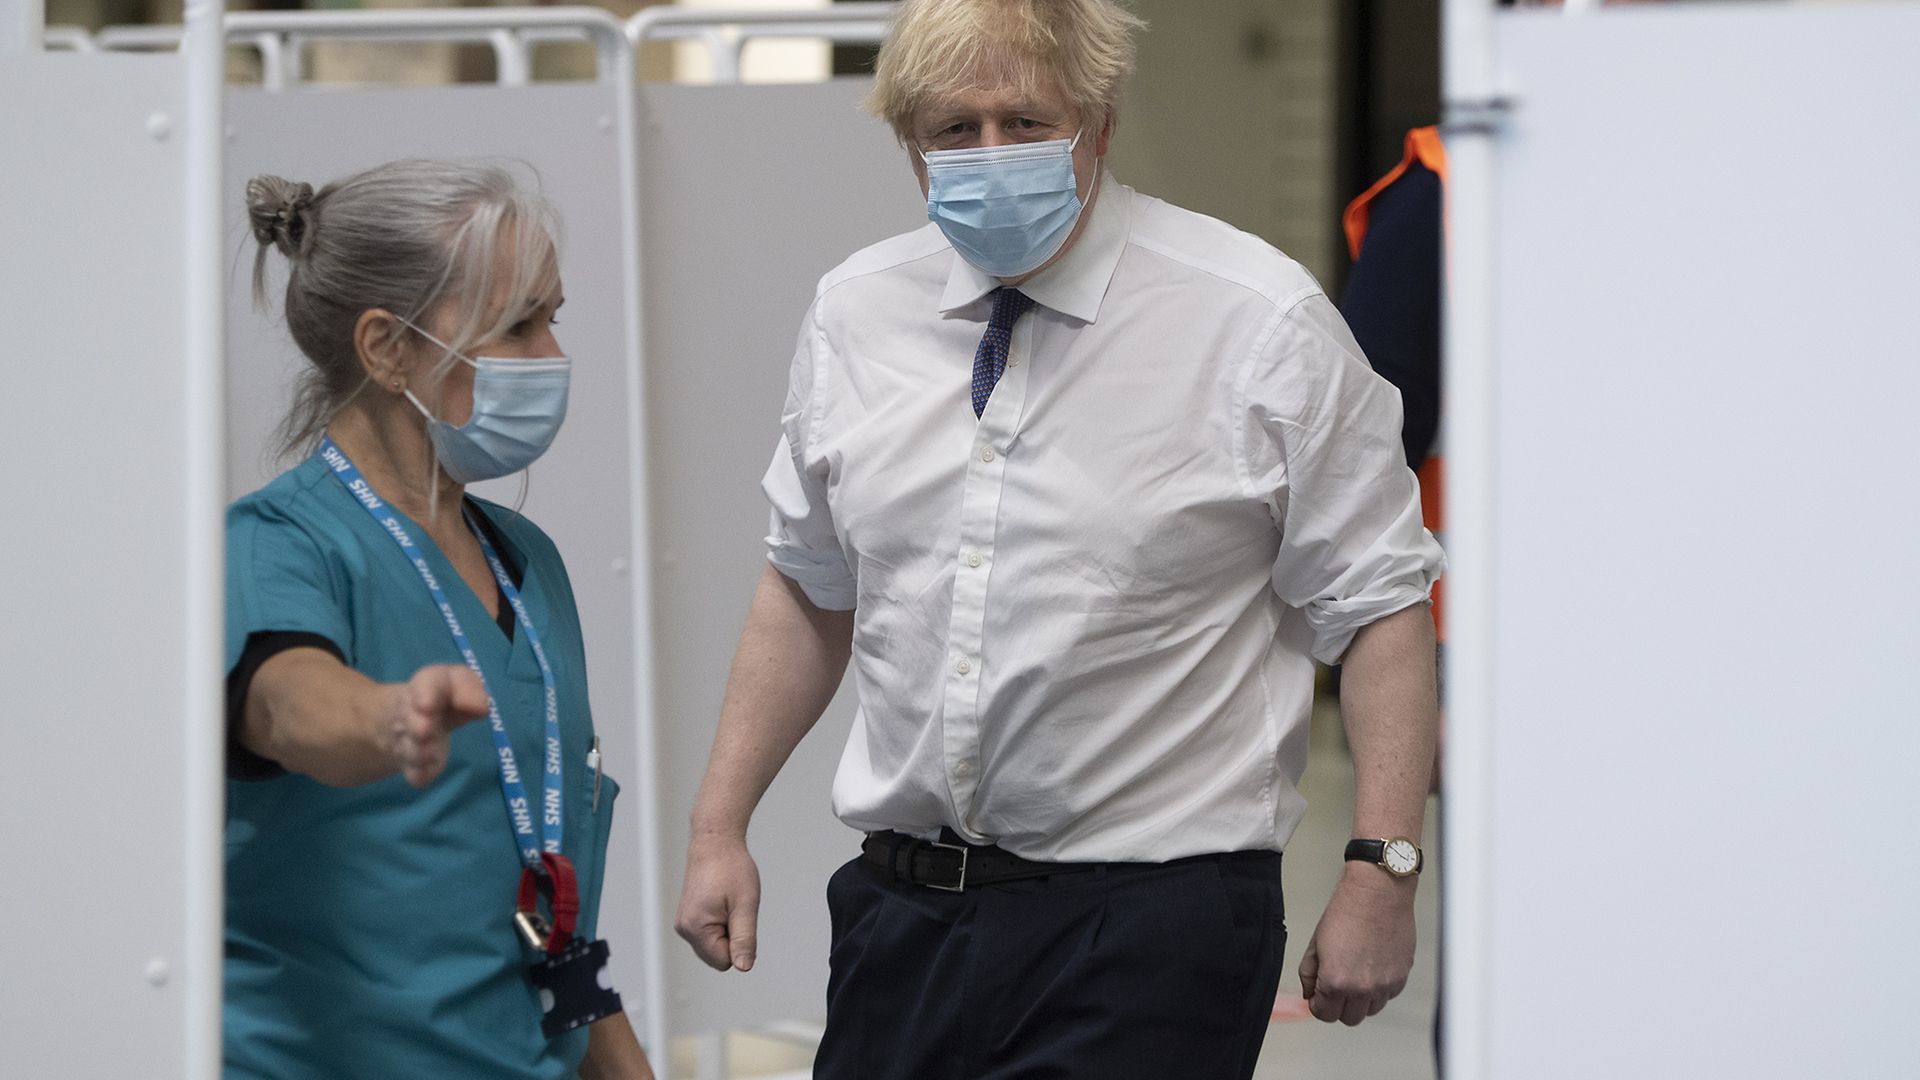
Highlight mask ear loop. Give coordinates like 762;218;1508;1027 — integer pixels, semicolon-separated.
394;316;481;519
395;318;482;425
401;387;437;424
1065;127;1099;207
398;318;478;371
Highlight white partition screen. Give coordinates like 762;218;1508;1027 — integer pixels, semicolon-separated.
1461;6;1920;1077
0;50;219;1078
640;77;926;1038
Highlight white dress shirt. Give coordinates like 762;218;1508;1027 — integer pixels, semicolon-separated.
764;172;1443;863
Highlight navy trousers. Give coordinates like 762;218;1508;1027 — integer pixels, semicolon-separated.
813;848;1287;1080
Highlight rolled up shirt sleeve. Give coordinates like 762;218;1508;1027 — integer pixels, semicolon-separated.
1242;292;1445;664
763;304;857;611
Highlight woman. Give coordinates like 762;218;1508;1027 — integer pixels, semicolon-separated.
225;160;652;1079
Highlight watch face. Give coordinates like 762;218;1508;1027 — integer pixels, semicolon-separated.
1383;839;1420;876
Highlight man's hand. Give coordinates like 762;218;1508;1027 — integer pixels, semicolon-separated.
676;835;762;972
380;664;489;788
1298;865;1418;1026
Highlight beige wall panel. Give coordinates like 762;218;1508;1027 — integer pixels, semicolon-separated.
1110;0;1340;283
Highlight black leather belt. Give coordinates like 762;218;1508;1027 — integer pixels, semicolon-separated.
861;831;1101;892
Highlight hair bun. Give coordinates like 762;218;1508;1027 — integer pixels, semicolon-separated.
245;175;317;258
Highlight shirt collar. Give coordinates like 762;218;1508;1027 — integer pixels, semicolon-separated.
937;170;1131;324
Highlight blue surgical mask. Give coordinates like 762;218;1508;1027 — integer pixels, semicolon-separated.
922;131;1086;278
400;324;571;484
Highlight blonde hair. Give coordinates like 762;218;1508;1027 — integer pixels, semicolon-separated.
245;159;561;458
867;0;1146;140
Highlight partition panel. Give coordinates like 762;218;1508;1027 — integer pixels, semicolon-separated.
222;81;654;1039
1480;7;1920;1077
0;51;205;1077
639;77;925;1036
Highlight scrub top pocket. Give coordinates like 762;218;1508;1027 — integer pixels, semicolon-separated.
575;770;620;941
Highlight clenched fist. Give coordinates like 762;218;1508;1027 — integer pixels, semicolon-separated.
676;836;762;973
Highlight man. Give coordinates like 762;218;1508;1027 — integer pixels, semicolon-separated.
676;2;1443;1076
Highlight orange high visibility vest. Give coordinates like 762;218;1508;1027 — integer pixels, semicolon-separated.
1343;126;1448;639
1344;126;1448;263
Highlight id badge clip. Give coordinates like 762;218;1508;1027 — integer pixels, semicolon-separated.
516;853;624;1038
530;937;624;1038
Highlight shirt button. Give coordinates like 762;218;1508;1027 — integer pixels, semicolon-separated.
953;760;975;777
966;552;983;568
981;447;996;463
955;657;972;675
1008;357;1021;368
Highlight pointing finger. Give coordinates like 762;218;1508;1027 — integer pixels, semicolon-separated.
439;666;490;727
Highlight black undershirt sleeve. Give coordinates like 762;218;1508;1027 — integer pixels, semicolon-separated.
225;631;346;781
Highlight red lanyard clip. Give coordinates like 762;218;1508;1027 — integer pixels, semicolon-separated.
515;852;580;956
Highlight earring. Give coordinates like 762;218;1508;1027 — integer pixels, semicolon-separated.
391;377;403;392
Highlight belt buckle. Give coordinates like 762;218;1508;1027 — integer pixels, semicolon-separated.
924;840;970;892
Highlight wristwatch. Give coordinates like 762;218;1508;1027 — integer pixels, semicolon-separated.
1344;837;1423;877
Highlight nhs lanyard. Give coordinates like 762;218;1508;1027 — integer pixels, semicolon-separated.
318;437;563;869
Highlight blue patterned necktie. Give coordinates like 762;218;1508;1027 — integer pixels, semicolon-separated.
971;287;1035;418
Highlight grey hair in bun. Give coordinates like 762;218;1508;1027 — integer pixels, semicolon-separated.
244;159;561;457
245;175;317;296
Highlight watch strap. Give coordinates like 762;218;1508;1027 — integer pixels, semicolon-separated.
1343;838;1387;865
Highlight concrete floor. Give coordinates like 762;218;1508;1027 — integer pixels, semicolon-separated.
669;693;1444;1080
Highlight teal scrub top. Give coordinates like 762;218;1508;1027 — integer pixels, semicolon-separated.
223;455;619;1080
